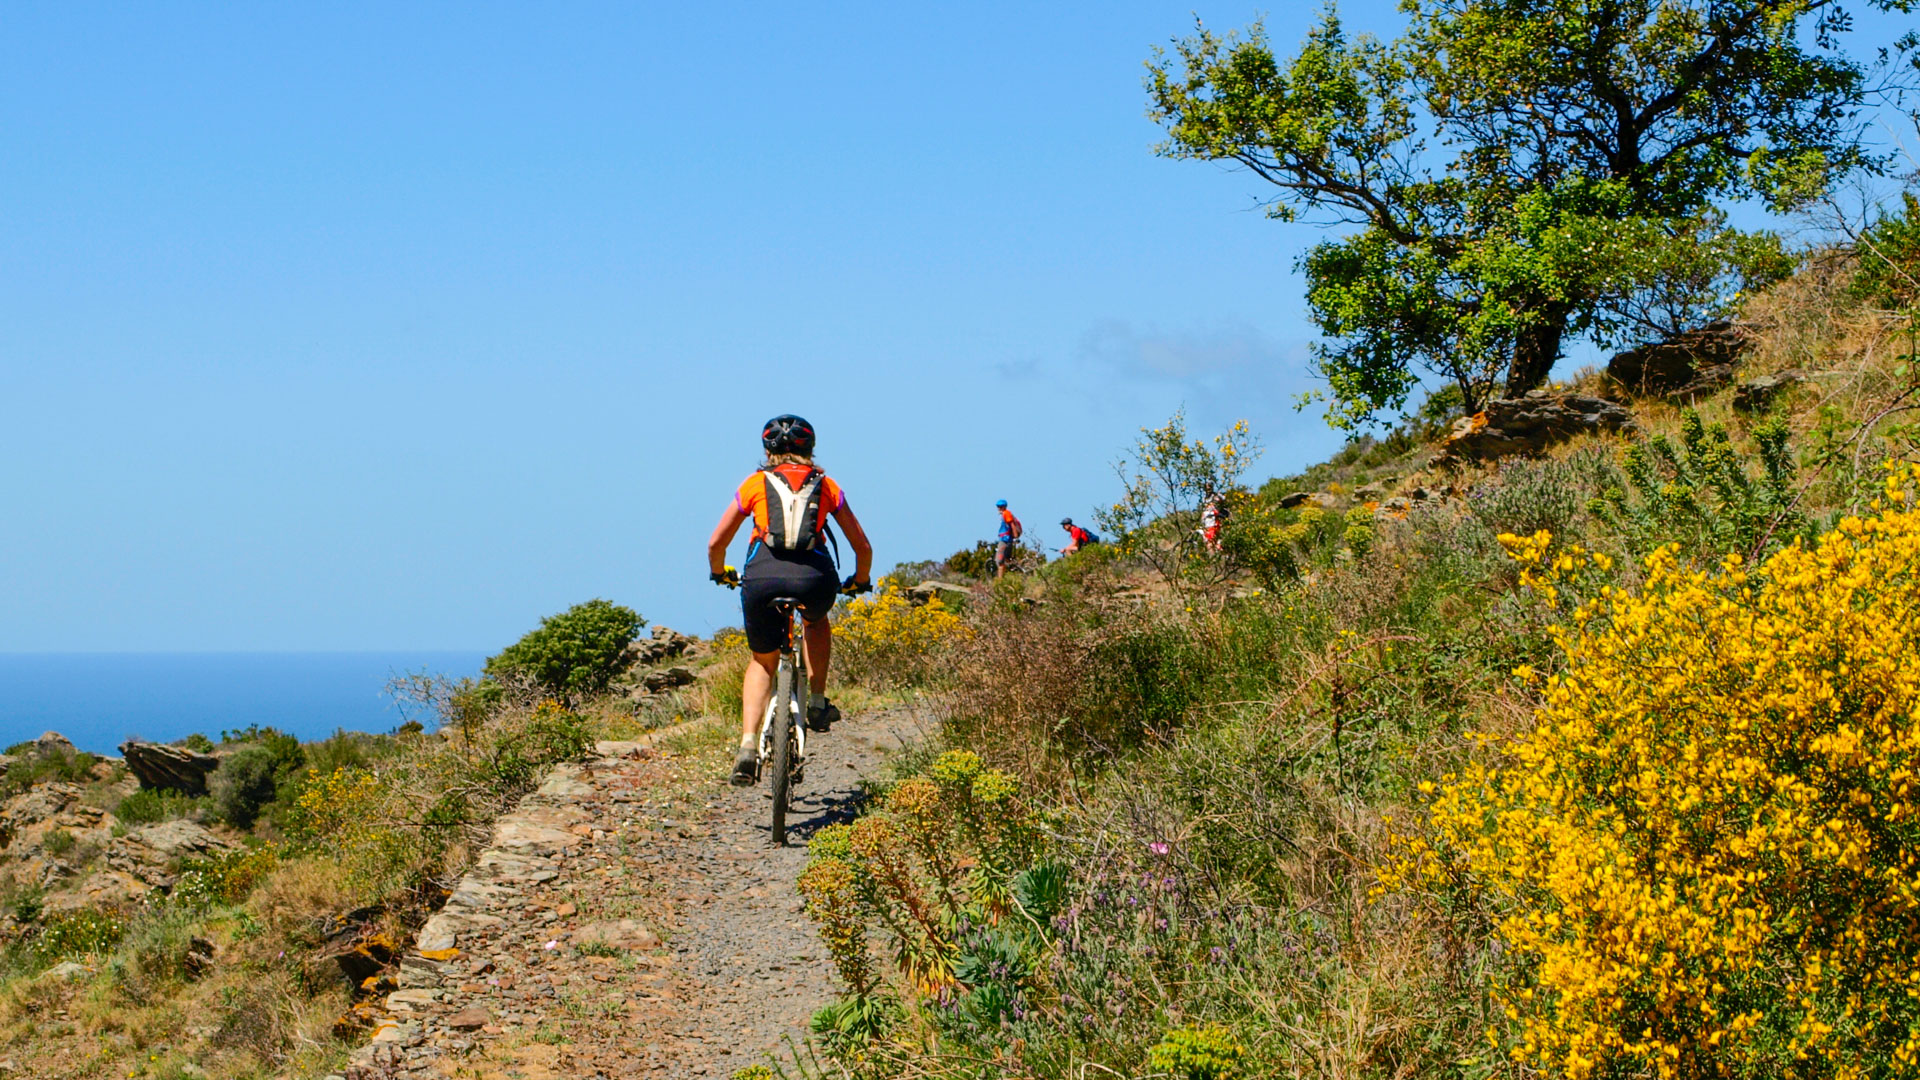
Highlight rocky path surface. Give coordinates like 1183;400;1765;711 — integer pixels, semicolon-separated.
342;704;917;1080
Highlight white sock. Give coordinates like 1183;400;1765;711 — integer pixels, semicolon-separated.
810;691;828;711
740;732;755;750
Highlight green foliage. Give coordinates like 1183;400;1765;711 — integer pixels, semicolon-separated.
34;909;125;960
942;542;998;580
810;994;898;1055
1148;1025;1246;1080
1147;2;1878;426
1217;499;1342;588
2;744;100;797
1594;409;1810;561
484;598;644;700
483;702;595;792
179;733;215;754
169;845;280;909
42;829;75;857
213;747;280;830
1849;191;1920;309
209;727;305;830
1095;412;1259;587
1468;452;1593;541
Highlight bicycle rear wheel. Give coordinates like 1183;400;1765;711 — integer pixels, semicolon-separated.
769;658;797;845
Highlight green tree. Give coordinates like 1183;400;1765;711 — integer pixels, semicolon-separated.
1148;0;1900;427
484;599;644;701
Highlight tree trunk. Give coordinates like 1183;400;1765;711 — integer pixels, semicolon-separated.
1504;303;1571;396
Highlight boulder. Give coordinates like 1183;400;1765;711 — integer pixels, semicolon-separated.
32;732;76;757
119;740;220;795
1438;391;1637;465
1607;320;1752;394
1;783;82;831
1734;369;1806;412
46;869;151;911
572;918;661;951
106;820;237;887
621;626;691;668
639;666;695;693
905;581;971;607
1664;362;1738;403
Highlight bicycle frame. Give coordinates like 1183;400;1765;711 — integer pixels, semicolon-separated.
758;597;809;844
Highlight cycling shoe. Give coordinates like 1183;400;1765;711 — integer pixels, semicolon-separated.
806;700;840;733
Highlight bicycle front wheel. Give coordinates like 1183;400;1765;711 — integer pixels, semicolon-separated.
769;658;797;845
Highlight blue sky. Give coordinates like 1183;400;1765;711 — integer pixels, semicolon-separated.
1;2;1909;651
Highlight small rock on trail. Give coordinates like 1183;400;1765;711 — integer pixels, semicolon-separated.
345;704;917;1079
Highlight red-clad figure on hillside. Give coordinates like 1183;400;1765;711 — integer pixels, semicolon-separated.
1060;517;1099;555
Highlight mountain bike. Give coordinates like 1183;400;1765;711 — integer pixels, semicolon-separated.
758;596;810;846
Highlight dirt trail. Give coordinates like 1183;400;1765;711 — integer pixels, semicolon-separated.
342;704;919;1080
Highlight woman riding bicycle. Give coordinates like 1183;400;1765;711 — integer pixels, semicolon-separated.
707;414;873;786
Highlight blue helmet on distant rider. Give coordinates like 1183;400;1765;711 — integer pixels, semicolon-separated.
996;499;1008;508
762;414;816;456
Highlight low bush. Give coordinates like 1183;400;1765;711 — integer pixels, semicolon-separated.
798;750;1050;1064
832;584;969;688
1398;467;1920;1078
34;909;125;961
941;542;997;581
485;598;644;700
1595;407;1807;562
1;745;100;797
214;747;281;829
1849;190;1920;310
114;787;209;826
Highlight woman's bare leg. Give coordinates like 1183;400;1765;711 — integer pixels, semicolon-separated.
740;651;778;748
801;617;833;697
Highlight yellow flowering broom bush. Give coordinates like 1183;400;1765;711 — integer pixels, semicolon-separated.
833;583;970;687
1399;466;1920;1078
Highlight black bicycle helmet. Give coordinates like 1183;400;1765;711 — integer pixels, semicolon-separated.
1061;517;1074;526
762;414;816;456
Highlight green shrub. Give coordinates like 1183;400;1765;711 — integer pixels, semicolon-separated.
1594;408;1809;562
483;702;595;795
484;599;644;699
114;787;210;826
179;733;215;753
1849;191;1920;309
1469;454;1589;540
42;829;75;857
1;743;101;796
213;747;280;829
1148;1025;1246;1080
34;909;125;960
943;541;998;580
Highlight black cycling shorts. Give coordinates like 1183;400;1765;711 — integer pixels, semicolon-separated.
740;546;837;654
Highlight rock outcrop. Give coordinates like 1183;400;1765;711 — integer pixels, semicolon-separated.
1607;320;1753;394
120;739;220;795
1438;391;1637;465
622;626;691;668
906;581;972;606
106;820;237;888
1734;369;1806;412
639;667;696;693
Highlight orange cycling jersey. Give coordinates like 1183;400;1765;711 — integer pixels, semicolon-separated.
734;463;846;545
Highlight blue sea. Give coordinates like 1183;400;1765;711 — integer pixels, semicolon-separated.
0;652;487;755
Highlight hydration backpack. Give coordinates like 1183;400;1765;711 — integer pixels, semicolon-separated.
761;468;826;553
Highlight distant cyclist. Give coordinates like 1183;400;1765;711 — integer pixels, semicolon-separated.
994;499;1022;577
1200;490;1227;553
707;415;873;787
1060;517;1098;555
